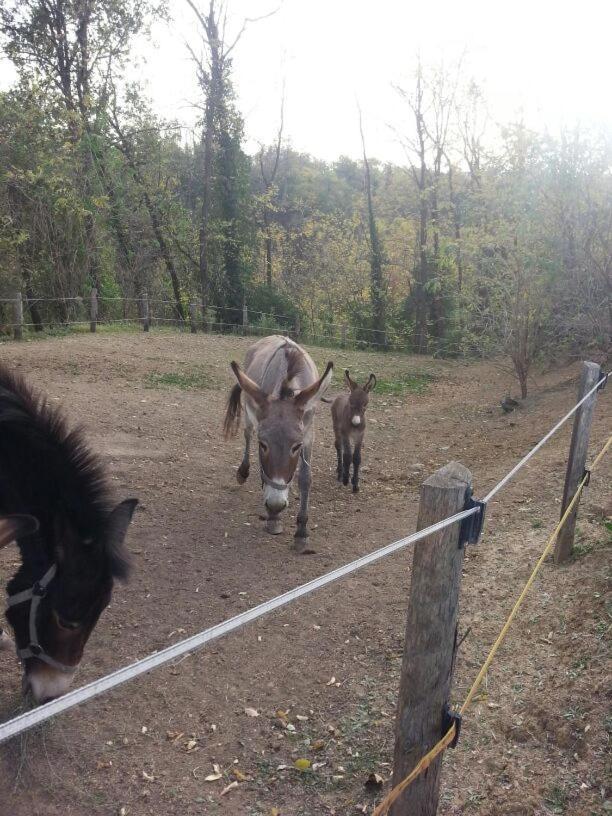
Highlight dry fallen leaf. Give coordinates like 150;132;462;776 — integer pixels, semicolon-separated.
141;770;154;783
365;772;384;788
294;758;311;771
166;730;182;742
326;676;336;686
220;781;239;796
204;772;222;782
270;809;281;816
311;739;326;751
296;714;309;722
244;707;259;718
184;739;198;752
232;769;248;782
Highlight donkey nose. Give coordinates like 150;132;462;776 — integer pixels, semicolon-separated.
265;497;288;513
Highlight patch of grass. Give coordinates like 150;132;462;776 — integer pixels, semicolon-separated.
372;371;433;396
531;518;544;529
568;657;588;679
145;367;211;390
465;791;486;809
572;541;594;559
545;785;568;814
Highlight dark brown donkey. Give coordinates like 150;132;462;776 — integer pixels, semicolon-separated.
224;335;333;548
0;366;137;703
332;369;376;492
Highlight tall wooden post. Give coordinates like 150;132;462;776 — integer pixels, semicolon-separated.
390;461;472;816
12;291;23;341
140;291;150;332
554;361;601;564
242;302;248;336
89;287;98;333
188;302;198;334
294;315;301;341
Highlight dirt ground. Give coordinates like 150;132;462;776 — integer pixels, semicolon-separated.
0;331;610;816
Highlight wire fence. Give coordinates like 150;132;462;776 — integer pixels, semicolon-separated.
0;371;607;746
0;293;461;355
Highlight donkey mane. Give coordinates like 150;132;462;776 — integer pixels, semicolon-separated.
0;365;128;578
279;344;308;400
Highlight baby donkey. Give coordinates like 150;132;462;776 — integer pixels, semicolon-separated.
332;369;376;492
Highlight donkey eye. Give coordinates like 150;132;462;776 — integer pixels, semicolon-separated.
54;610;81;631
291;442;302;454
259;441;268;452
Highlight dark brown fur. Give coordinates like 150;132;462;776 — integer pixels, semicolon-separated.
0;365;136;701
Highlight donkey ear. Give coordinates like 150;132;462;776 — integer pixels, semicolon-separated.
0;514;38;550
365;373;377;392
295;362;334;410
106;499;138;581
230;361;267;406
344;369;357;391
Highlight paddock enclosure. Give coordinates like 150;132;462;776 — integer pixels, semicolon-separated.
0;332;610;816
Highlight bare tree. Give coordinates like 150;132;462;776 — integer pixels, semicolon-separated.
358;107;387;348
258;91;285;288
185;0;278;315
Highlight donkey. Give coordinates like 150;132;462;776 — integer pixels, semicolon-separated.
0;366;137;704
224;335;333;548
331;369;376;492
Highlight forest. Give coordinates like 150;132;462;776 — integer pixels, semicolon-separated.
0;0;610;396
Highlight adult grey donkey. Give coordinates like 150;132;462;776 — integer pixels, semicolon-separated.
224;335;333;550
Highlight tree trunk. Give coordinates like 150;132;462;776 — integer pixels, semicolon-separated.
360;112;387;349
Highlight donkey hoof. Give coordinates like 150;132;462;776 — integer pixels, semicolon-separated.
352;484;359;493
342;478;349;486
236;467;249;485
293;536;314;554
266;518;284;535
0;629;14;652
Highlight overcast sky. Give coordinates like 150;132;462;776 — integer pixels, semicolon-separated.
3;0;611;162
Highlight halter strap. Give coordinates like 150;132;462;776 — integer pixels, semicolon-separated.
7;563;74;673
259;445;294;492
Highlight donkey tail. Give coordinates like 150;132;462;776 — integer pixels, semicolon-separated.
223;383;242;439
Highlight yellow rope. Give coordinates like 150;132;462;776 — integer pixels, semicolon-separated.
374;434;611;816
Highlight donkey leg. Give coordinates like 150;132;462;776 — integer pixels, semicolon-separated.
237;423;252;484
342;437;352;486
334;435;343;481
351;439;363;493
294;447;312;548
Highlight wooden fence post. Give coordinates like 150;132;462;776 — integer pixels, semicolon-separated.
12;291;23;341
554;361;601;564
242;302;248;336
140;291;150;332
341;324;347;349
390;461;472;816
189;302;198;334
293;315;301;341
89;287;98;333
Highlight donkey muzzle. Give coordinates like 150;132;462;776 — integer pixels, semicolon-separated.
24;663;76;704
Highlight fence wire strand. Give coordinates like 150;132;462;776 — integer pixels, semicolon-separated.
0;506;478;745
